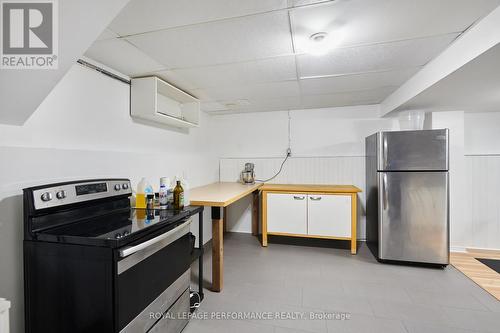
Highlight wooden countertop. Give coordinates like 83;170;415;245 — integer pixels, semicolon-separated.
190;182;262;207
189;182;361;207
260;184;362;193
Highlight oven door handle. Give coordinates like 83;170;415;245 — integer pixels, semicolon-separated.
119;219;191;258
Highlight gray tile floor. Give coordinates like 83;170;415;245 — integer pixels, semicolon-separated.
185;233;500;333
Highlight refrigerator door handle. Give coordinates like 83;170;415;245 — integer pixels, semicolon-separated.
382;173;388;210
382;135;388;169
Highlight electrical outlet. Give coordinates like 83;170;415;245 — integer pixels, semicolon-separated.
286;148;292;157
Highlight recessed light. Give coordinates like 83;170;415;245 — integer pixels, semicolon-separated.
236;99;251;106
224;102;238;109
310;32;328;43
223;99;251;109
305;31;342;56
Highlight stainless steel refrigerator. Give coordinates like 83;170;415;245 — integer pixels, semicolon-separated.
365;129;449;266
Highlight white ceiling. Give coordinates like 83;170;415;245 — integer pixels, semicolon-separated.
84;0;500;114
392;43;500;114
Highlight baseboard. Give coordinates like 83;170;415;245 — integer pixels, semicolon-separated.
451;246;500;254
466;247;500;255
450;246;467;253
200;239;212;251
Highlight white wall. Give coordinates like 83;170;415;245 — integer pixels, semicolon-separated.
429;111;467;252
0;64;218;333
212;106;398;238
465;112;500;155
463;111;500;250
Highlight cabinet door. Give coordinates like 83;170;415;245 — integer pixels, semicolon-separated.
307;194;351;238
267;193;307;235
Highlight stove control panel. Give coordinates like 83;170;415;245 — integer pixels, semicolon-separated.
32;179;132;210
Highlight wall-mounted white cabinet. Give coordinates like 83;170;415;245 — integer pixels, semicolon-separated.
131;76;200;128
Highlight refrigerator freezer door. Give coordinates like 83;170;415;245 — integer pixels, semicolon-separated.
378;129;449;171
378;171;449;264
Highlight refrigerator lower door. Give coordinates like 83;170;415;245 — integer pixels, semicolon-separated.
378;171;449;264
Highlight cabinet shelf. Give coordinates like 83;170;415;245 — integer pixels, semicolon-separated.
131;76;200;129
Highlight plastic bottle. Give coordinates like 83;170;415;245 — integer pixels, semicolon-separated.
144;181;154;197
136;178;147;209
137;178;153;209
159;177;170;208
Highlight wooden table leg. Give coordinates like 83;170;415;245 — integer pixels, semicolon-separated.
261;191;268;247
197;209;204;300
252;191;259;236
211;207;223;292
223;206;228;233
351;193;357;255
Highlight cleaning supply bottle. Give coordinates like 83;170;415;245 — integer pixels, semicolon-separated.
159;177;170;208
144;181;154;198
173;180;184;210
136;178;147;209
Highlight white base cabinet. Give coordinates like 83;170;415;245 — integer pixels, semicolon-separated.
308;194;351;238
261;184;361;254
267;193;307;234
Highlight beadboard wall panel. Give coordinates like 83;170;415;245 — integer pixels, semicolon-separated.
220;156;367;239
465;155;500;250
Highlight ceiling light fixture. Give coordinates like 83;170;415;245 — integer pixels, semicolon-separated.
306;31;339;56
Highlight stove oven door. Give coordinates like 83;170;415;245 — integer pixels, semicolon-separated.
115;219;192;333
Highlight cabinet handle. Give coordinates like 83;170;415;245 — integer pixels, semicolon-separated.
310;196;322;201
293;196;305;200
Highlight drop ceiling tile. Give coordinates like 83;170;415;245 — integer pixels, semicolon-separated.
84;38;165;77
193;81;300;102
165;56;297;89
251;95;302;109
300;86;397;109
289;0;332;7
290;0;500;50
125;11;293;69
207;95;302;114
201;101;228;112
110;0;288;36
299;67;420;95
297;33;458;78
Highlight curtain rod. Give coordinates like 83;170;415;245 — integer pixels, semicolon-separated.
77;59;131;85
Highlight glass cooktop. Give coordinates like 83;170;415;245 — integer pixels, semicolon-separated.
38;207;199;245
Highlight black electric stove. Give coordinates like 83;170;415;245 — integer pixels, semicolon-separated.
23;179;204;333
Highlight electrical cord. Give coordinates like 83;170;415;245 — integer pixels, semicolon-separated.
255;153;290;183
190;290;201;310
